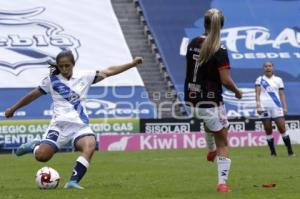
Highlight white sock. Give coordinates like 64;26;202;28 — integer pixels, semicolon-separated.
70;156;89;182
205;132;216;152
266;134;273;140
77;156;90;168
217;156;231;184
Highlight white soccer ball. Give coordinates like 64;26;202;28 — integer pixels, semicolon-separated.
35;167;60;189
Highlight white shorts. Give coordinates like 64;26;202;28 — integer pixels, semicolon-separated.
41;122;95;151
192;105;229;132
259;107;284;120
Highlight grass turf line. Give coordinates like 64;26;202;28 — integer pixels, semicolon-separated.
0;145;299;199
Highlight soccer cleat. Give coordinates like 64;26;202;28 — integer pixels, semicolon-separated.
207;150;217;162
15;139;40;156
217;184;229;192
288;151;295;157
64;181;84;189
270;152;277;157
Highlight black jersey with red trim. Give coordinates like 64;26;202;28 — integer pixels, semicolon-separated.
184;36;230;108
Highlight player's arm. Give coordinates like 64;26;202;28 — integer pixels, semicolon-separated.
279;88;288;115
217;48;242;99
219;69;242;99
93;57;143;83
255;85;263;115
5;88;44;118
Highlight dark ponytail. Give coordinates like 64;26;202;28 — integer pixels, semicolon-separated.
48;60;60;75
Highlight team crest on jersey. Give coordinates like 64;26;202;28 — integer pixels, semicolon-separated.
0;7;80;75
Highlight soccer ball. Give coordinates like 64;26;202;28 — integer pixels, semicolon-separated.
35;167;60;189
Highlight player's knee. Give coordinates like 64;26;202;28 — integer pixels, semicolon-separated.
86;141;96;152
80;142;96;157
34;149;52;162
35;154;51;162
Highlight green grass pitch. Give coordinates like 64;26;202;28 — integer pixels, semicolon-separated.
1;146;300;199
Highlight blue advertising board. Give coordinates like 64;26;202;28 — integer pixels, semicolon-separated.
139;0;300;116
0;86;156;120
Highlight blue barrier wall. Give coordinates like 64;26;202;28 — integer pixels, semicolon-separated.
139;0;300;116
0;87;156;119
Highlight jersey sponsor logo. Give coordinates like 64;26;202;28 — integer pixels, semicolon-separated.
188;83;201;92
0;7;80;75
46;130;59;142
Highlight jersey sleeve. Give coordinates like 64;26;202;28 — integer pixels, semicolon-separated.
185;38;195;62
82;70;98;86
38;77;50;94
255;76;261;86
215;47;230;71
278;77;284;89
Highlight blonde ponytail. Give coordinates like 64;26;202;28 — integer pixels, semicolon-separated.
199;9;224;65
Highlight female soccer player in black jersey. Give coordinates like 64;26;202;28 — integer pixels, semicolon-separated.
184;8;242;192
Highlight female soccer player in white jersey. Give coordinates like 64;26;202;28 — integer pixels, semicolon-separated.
255;61;294;156
5;50;143;189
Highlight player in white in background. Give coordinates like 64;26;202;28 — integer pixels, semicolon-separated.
5;50;143;189
255;61;294;156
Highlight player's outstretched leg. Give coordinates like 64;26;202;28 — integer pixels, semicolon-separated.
15;139;40;156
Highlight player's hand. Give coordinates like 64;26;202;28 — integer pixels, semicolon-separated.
283;108;288;115
5;108;15;118
235;89;242;99
132;57;143;66
257;106;263;115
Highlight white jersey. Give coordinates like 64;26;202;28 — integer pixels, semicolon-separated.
255;75;284;109
39;70;97;125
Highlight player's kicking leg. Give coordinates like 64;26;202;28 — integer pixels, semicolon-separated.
15;139;41;156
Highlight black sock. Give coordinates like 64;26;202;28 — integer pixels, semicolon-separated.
70;156;89;183
267;138;276;155
282;135;294;155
